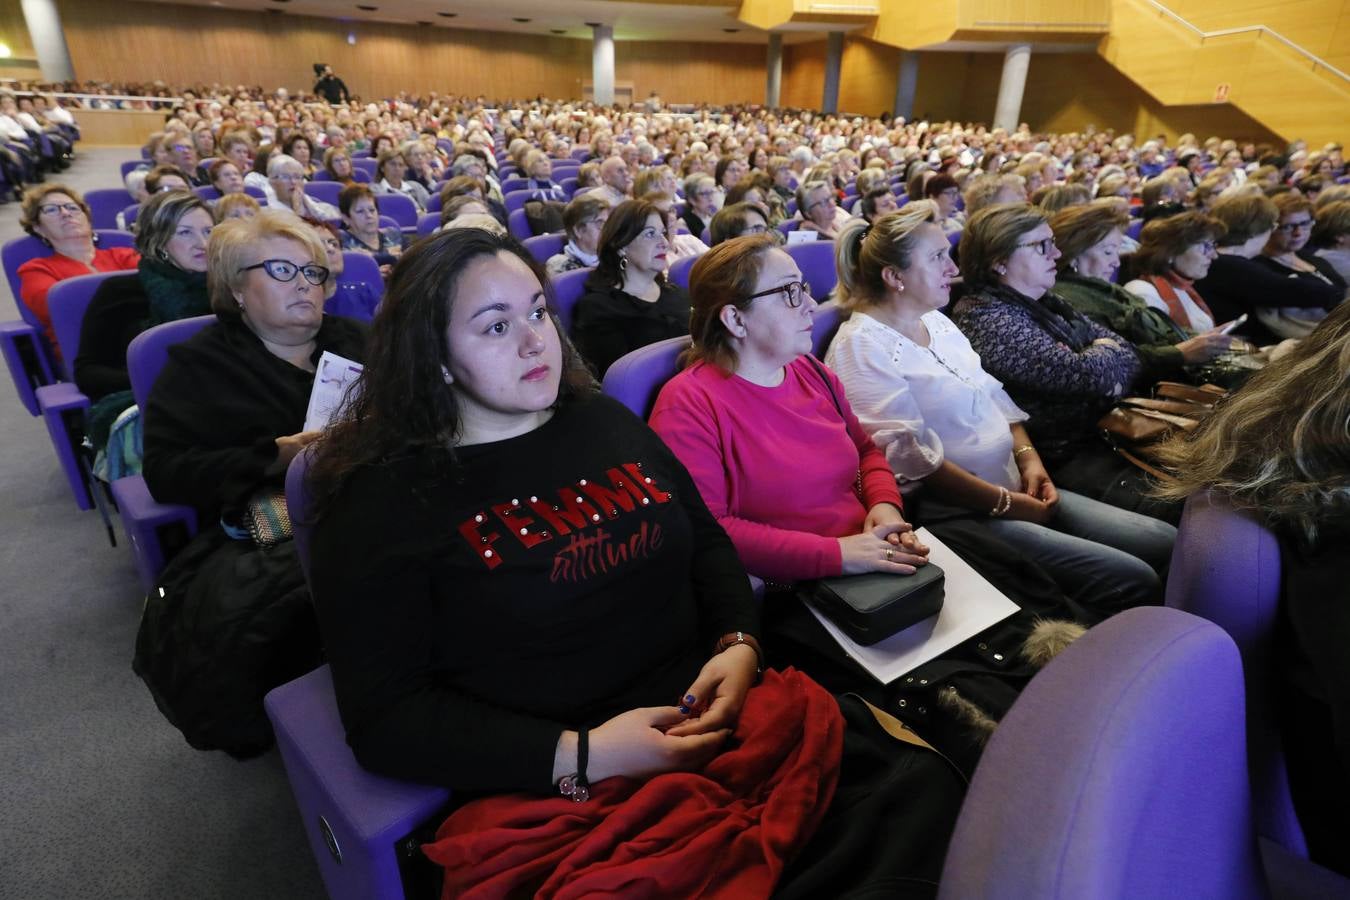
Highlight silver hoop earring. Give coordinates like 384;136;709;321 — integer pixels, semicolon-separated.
618;255;628;274
441;365;454;385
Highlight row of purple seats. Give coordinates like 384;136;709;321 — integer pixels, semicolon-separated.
2;229;136;419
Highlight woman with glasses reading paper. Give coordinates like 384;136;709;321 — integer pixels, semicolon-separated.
135;210;366;760
951;204;1177;520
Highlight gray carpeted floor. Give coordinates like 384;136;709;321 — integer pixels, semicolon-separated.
0;147;327;900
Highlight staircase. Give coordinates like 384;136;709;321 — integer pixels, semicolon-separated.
1097;0;1350;145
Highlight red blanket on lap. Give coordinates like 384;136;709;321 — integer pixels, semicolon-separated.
422;667;844;899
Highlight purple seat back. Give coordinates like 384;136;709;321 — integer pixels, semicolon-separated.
3;230;137;327
668;254;698;290
415;213;439;238
304;181;343;208
1127;219;1144;241
127;315;215;409
500;178;527;196
193;185;221;202
570;147;591;162
560;177;579;199
503;189;533;215
425;192;442;214
777;219;801;237
948;229;962;248
352;158;378;177
786;239;837;300
338;251;383;304
47;271;120;381
810;301;844;359
522;232;565;265
84;188;136;230
265;664;452;900
601;335;692;419
1166;490;1308;856
507;207;532;240
120;159;147;179
548;266;592;336
939;607;1266;900
374;192;418;228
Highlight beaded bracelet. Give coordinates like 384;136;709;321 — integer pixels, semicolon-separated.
989;486;1013;518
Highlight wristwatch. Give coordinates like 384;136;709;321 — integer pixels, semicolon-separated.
714;631;765;674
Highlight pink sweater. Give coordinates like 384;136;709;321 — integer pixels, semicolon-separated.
649;356;903;582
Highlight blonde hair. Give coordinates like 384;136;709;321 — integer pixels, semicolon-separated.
213;193;261;223
1152;301;1350;542
834;201;939;310
207;209;328;318
19;183;91;238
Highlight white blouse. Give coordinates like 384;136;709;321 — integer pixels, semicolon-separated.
825;310;1028;491
1124;278;1214;332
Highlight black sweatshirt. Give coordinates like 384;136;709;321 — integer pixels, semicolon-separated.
73;273;146;401
142;315;367;527
1197;253;1344;344
309;394;757;794
572;281;690;377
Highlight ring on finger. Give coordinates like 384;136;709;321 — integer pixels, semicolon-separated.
885;548;894;560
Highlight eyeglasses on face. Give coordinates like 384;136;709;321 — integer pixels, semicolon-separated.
39;202;83;217
272;172;304;183
747;279;811;308
1015;236;1056;256
238;259;330;285
1275;218;1313;233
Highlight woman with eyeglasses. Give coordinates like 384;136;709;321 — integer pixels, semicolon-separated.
708;201;772;246
16;183;141;353
651;234;1089;774
322;146;360;187
136;209;366;759
1249;193;1346;339
1123;211;1228;333
952;204;1178;521
797;180;842;241
1051;203;1233;382
828;205;1174;619
573;199;689;376
681;173;718;239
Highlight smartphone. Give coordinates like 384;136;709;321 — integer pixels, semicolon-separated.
1217;314;1248;335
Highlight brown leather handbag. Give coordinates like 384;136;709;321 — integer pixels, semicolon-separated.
1098;381;1226;477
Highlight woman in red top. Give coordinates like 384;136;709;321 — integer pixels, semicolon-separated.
16;184;140;352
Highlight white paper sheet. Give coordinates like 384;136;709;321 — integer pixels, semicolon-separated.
804;528;1020;684
304;351;364;432
786;228;819;245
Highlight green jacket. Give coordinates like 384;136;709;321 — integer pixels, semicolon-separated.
1054;272;1186;383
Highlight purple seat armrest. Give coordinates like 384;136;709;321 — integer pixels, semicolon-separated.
110;475;198;591
35;380;89;412
1;318;50;415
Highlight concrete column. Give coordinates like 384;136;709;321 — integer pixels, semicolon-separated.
822;32;844;113
591;24;615;106
893;50;919;122
765;33;783;108
21;0;74;82
993;43;1032;131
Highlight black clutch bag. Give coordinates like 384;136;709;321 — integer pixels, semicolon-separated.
807;564;946;646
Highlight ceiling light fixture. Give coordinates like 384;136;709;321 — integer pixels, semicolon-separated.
437;11;457;16
512;17;532;22
356;4;378;10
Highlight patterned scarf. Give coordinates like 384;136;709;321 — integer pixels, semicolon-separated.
982;281;1097;352
138;256;211;328
1148;272;1212;331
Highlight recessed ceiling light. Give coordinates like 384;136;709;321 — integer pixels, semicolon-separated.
269;0;289;4
437;10;457;16
550;29;565;34
512;17;531;22
355;4;377;10
417;20;432;25
723;27;740;32
584;21;601;27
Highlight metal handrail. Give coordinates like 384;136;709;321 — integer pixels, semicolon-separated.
1140;0;1350;83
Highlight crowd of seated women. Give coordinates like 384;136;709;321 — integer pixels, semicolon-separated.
12;84;1350;891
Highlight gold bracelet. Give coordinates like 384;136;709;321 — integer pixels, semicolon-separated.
1013;445;1036;458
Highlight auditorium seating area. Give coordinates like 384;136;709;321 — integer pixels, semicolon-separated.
3;44;1348;900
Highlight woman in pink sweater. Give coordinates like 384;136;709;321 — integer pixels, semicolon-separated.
649;234;929;583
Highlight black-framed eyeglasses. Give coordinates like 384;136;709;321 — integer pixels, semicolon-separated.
1275;218;1313;233
38;202;83;217
747;279;811;308
1015;237;1056;256
238;259;330;285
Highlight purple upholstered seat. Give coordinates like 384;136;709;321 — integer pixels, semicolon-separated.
776;218;801;238
335;251;384;317
351;157;378;178
415;213;439;239
268;449;452;900
810;300;845;359
786;239;837;300
1127;218;1145;241
939;606;1268;899
84;188;136;230
667;254;698;290
522;232;565;265
1;229;137;416
547;266;592;336
34;272;120;509
507;207;532;240
1166;490;1309;857
374;193;419;228
304;181;343;208
110;315;213;591
601;334;691;419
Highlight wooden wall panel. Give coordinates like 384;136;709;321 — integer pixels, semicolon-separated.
838;37;900;117
781;39;827;108
51;0;764;106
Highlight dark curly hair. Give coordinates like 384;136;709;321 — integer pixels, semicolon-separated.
306;228;597;516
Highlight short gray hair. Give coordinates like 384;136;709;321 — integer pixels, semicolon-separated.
267;153;302;178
